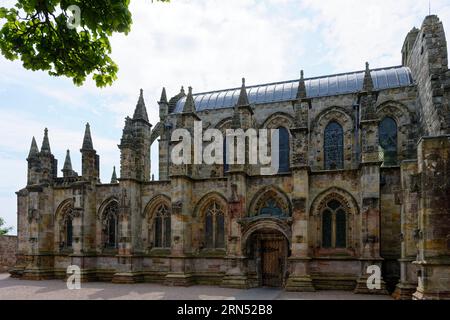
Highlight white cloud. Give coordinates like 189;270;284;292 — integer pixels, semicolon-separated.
300;0;450;71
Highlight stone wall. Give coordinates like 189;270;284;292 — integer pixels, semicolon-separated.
405;15;449;136
0;235;17;272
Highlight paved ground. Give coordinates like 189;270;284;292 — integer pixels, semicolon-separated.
0;273;392;300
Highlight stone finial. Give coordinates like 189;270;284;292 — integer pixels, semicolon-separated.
296;69;307;99
62;150;73;172
237;77;250;106
40;128;51;154
180;86;185;95
362;62;374;92
81;123;94;150
159;87;168;104
133;88;150;122
183;86;196;113
111;166;118;183
28;136;40;159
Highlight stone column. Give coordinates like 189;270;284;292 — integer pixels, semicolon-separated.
286;167;315;291
412;136;450;300
354;118;388;294
393;160;419;299
165;175;194;286
112;184;144;283
221;173;249;289
22;186;55;280
70;184;98;281
285;97;315;291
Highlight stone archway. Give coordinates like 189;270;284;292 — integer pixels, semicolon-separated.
243;224;290;288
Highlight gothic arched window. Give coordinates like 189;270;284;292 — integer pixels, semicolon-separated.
321;200;347;248
379;117;398;165
278;127;290;173
204;201;225;249
103;202;118;249
58;202;74;250
154;204;171;248
324;122;344;170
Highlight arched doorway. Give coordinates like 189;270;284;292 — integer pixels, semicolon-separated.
245;229;289;287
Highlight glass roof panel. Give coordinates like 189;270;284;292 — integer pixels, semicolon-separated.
328;75;338;95
281;82;293;100
337;74;348;93
273;84;284;101
247;87;258;104
222;90;233;108
171;67;414;113
215;91;227;109
397;68;410;86
309;79;320;97
386;69;400;87
376;70;388;89
265;84;276;102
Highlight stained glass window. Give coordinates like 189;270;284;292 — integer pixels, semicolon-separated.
154;204;171;248
278;127;290;173
379;117;398;165
322;200;347;249
324;122;344;170
204;201;225;249
259;199;284;216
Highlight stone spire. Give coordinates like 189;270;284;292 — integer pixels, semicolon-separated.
133;88;150;122
62;150;73;172
62;149;75;177
28;137;40;159
362;62;374;92
111;166;118;183
159;87;168;104
296;70;307;99
237;78;249;106
182;86;196;113
41;128;51;154
81;123;94;150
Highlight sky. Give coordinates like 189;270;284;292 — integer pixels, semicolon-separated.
0;0;449;234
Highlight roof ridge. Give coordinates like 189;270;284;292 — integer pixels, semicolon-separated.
179;65;409;97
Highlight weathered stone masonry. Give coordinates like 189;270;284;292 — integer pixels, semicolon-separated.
0;235;17;273
10;15;450;299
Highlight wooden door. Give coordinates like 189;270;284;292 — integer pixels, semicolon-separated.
261;239;283;287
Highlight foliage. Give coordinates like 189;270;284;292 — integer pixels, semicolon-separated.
0;217;12;235
0;0;169;87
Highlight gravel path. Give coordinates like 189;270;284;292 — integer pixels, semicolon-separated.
0;273;392;300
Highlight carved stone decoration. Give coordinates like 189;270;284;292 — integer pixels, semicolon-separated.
172;201;183;215
410;173;421;193
229;183;239;202
119;188;131;219
120;188;130;209
362;197;379;211
292;197;306;212
394;190;403;205
73;188;83;209
27;208;40;223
